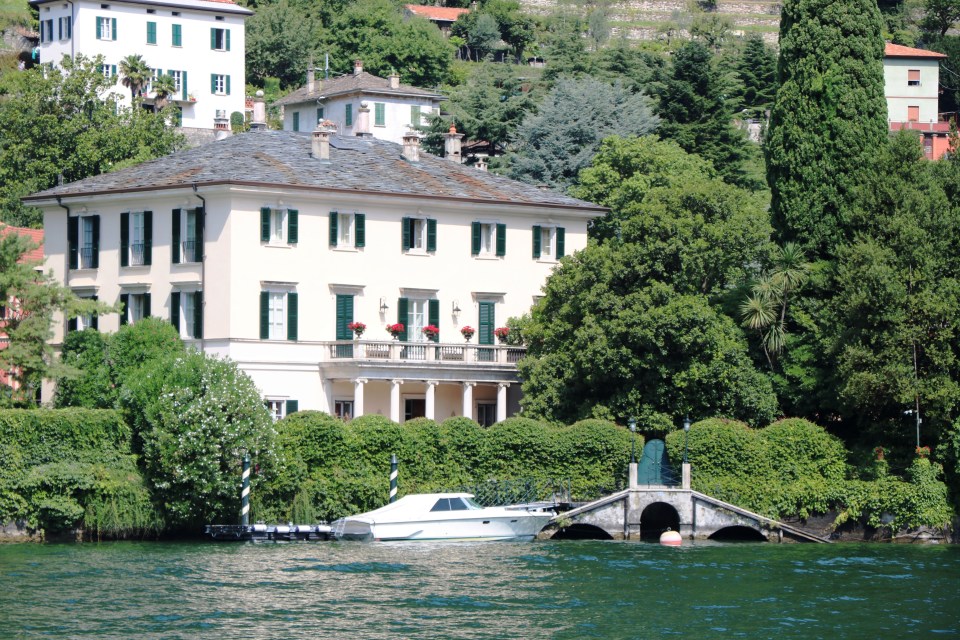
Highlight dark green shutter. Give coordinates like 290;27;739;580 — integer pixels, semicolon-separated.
428;299;439;342
556;227;565;259
287;292;298;341
225;29;230;51
355;214;365;248
111;17;116;40
172;24;180;46
260;207;270;241
210;27;216;49
90;215;100;268
532;225;541;258
427;218;436;252
172;208;181;263
120;212;129;267
147;21;156;44
259;291;269;339
479;301;494;345
143;293;151;318
375;102;385;126
194;291;203;339
285;399;298;415
111;65;117;77
96;17;101;38
194;207;204;262
345;103;353;127
119;294;129;325
329;212;338;247
496;223;506;257
397;297;408;341
225;75;230;95
181;70;187;100
287;209;298;244
68;216;78;269
144;210;152;265
170;291;180;331
401;216;411;250
471;221;481;256
90;296;98;330
210;73;217;94
336;294;354;340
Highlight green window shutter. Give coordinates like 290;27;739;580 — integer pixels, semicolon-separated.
471;221;481;256
293;111;300;132
556;227;565;259
90;215;100;268
96;17;101;39
287;209;298;244
428;299;439;342
172;24;181;46
225;29;230;51
119;294;129;325
90;296;98;330
120;212;129;267
329;211;338;247
210;27;216;49
287;292;298;341
411;105;421;126
193;291;203;339
259;291;269;339
260;207;270;242
194;207;204;262
335;294;353;340
532;225;541;259
225;75;230;95
181;70;188;100
111;65;117;77
355;213;365;248
401;216;411;250
426;218;436;252
285;400;298;415
170;291;180;331
171;208;181;263
478;301;494;345
143;293;151;318
147;21;156;44
496;223;506;257
210;73;217;94
111;17;116;40
345;103;353;127
68;217;78;269
316;107;324;124
375;102;385;126
144;210;153;265
397;297;409;342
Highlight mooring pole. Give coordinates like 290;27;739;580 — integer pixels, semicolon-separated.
389;454;398;503
241;453;251;526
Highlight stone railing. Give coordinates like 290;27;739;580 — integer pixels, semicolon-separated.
324;340;525;366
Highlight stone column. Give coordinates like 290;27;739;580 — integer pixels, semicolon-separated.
629;462;638;488
497;382;509;423
682;462;691;490
425;380;438;420
461;382;475;420
353;378;367;417
390;379;402;423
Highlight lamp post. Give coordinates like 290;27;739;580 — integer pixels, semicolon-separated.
629;418;637;464
905;406;921;449
682;415;691;464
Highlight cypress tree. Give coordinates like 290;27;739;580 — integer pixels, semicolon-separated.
764;0;888;258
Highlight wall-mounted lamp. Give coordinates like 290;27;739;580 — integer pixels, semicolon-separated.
452;301;461;317
379;298;389;314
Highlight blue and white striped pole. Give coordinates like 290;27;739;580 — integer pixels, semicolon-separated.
389;454;398;503
241;454;251;526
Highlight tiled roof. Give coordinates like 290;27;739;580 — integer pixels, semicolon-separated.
404;4;470;21
0;224;44;263
273;71;444;107
23;131;604;212
884;43;947;59
29;0;252;14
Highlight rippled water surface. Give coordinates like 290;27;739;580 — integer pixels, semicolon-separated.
1;540;958;638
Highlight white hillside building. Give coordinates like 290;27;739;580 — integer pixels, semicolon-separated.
27;126;604;425
31;0;250;132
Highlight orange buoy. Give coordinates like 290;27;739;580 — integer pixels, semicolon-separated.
660;529;682;546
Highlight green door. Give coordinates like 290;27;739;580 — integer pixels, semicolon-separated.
478;301;494;362
335;294;353;357
637;439;671;485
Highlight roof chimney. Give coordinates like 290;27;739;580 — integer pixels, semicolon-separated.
402;130;421;162
307;61;315;93
443;123;464;164
475;157;488;172
356;101;371;137
388;73;400;89
354;59;363;76
312;121;335;160
251;90;267;131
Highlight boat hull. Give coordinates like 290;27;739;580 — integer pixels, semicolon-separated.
337;513;552;542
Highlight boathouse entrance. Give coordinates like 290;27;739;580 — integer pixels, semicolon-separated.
639;502;680;541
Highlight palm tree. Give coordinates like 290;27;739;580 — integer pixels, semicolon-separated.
119;54;151;100
151;74;177;112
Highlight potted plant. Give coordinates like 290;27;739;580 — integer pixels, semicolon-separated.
460;326;475;341
386;323;405;339
494;326;510;344
916;445;930;458
348;321;366;339
422;324;439;341
874;446;885;461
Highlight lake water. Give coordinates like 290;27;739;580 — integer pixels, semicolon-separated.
1;540;958;639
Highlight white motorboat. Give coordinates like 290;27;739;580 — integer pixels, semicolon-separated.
332;492;553;542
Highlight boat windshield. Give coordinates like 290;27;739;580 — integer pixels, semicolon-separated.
462;496;483;510
430;497;483;512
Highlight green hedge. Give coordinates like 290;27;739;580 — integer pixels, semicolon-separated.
257;412;634;522
0;409;160;536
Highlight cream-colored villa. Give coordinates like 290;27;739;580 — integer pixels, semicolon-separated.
26;128;603;424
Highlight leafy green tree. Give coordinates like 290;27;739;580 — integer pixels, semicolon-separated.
507;77;659;191
246;0;319;88
656;40;754;188
922;0;960;35
118;54;152;99
54;329;114;409
484;0;535;60
150;73;177;112
107;317;185;389
764;0;888;257
453;12;501;61
734;34;778;119
0;55;183;227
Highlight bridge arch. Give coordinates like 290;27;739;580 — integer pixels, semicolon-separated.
639;501;680;541
550;523;614;541
708;525;768;542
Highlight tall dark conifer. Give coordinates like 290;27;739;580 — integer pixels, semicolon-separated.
764;0;888;258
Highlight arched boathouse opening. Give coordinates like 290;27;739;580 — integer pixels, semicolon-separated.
639;502;680;541
708;526;768;542
550;523;614;541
